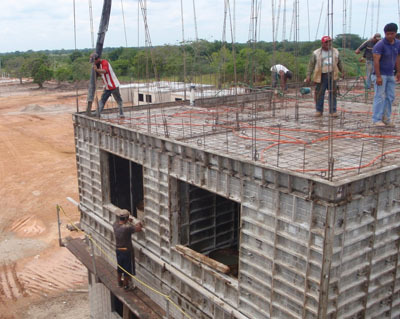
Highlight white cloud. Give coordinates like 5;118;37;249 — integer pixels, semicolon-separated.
0;0;398;53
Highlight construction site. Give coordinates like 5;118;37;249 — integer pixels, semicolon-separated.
39;0;400;318
62;75;400;318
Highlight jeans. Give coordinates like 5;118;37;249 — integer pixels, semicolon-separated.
372;74;396;123
315;73;337;114
365;60;374;90
98;87;124;116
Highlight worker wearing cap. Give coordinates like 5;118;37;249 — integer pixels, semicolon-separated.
306;36;343;117
89;52;125;118
113;209;143;290
371;23;400;127
270;64;293;92
355;33;382;90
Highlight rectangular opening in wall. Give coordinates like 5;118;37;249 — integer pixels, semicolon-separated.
145;94;152;103
138;93;144;102
111;292;123;317
177;181;240;277
108;153;144;218
111;292;139;319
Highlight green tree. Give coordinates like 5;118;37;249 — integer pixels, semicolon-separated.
54;66;72;84
32;64;53;88
4;56;29;84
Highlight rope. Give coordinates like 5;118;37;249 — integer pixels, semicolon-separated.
58;205;192;319
315;2;324;40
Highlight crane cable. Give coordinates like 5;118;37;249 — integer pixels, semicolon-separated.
315;2;324;40
363;0;370;38
73;0;79;113
88;0;95;48
120;0;128;47
376;0;380;33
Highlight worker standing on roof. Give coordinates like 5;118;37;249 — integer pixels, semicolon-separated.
371;23;400;127
113;209;142;290
89;52;125;118
305;36;343;117
355;33;382;90
270;64;293;92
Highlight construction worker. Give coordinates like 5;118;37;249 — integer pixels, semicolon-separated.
113;209;142;290
355;33;381;90
89;52;125;118
305;36;343;117
371;23;400;126
270;64;293;92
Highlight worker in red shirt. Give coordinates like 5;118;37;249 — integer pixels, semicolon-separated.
90;53;125;118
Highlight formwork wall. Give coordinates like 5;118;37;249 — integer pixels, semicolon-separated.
73;113;400;319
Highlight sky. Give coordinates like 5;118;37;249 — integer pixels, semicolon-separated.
0;0;399;53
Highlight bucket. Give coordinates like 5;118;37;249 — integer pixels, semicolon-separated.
300;87;311;95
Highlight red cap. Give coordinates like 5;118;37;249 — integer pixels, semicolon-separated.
321;36;332;43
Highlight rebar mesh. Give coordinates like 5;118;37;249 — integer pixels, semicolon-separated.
99;88;400;182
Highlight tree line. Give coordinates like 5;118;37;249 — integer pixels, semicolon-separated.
0;34;365;88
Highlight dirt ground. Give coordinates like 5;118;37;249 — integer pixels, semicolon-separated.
0;79;91;318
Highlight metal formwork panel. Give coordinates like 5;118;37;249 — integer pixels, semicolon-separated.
73;113;400;319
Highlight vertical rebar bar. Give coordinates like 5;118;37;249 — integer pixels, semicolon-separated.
303;142;306;172
88;236;98;280
276;124;281;167
380;134;385;167
358;142;364;174
56;205;63;247
202;125;206;147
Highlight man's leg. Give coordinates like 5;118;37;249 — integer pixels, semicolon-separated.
98;89;112;116
372;74;386;123
112;87;124;116
327;77;338;114
123;251;133;289
315;74;328;114
116;251;124;287
383;75;396;123
365;60;373;90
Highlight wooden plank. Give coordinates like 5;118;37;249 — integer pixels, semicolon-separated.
175;245;230;274
65;237;165;319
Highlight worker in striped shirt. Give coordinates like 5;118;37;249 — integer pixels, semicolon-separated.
90;53;125;118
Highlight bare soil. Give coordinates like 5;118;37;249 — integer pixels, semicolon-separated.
0;79;90;318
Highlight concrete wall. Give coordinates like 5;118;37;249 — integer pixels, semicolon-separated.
74;112;400;319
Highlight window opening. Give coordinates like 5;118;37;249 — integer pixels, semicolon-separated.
138;93;144;102
145;94;152;103
178;181;240;277
109;153;144;217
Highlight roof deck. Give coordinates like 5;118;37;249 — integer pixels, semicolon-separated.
83;87;400;182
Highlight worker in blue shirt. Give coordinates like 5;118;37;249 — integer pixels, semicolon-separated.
371;23;400;126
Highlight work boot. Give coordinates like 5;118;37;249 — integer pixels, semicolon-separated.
330;112;339;118
373;121;386;127
315;111;322;117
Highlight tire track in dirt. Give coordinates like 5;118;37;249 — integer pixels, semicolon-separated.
9;216;45;237
18;248;87;298
0;263;27;301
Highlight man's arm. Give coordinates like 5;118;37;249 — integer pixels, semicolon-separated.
373;53;382;85
355;40;368;54
396;54;400;82
93;64;106;75
305;54;316;83
279;71;286;91
337;55;343;74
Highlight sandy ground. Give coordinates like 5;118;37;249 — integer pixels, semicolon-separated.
0;79;90;318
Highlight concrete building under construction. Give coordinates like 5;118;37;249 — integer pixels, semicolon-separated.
66;87;400;319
